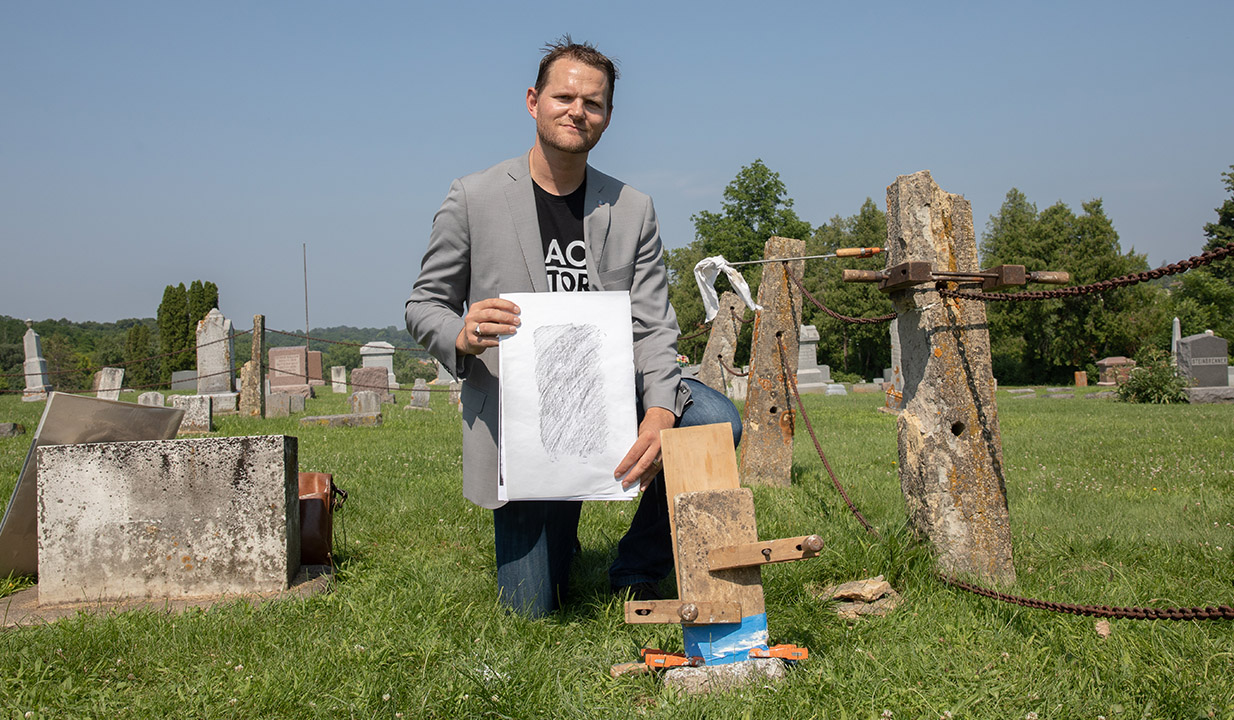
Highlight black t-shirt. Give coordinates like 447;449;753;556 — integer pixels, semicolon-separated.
533;180;589;292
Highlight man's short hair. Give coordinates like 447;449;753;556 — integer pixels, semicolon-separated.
535;36;619;110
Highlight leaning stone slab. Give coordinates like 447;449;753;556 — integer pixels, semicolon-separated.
169;395;213;433
299;413;382;428
664;659;786;695
92;367;124;401
137;392;165;407
36;435;299;606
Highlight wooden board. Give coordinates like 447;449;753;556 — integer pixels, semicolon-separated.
623;600;742;625
673;488;765;617
707;534;823;571
660;423;740;535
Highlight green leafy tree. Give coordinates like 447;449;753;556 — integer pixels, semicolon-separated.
802;199;894;379
665;160;812;364
980;190;1162;383
42;335;91;392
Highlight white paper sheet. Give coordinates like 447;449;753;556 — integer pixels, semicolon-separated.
498;291;639;502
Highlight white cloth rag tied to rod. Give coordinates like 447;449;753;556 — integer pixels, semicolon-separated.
693;256;761;323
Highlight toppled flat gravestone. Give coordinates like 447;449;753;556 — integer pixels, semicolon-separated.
1006;388;1035;395
1084;391;1117;400
0;423;26;438
664;658;786;695
37;435;299;606
299;413;382;428
1047;393;1074;399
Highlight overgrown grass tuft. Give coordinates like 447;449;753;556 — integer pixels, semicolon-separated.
0;387;1231;718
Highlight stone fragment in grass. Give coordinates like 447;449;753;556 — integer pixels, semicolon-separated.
815;575;893;602
1095;620;1111;638
0;423;26;437
663;658;786;695
835;591;902;620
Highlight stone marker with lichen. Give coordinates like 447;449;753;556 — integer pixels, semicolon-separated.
886;171;1015;584
739;237;805;487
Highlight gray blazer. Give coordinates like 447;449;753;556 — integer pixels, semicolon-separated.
405;154;689;509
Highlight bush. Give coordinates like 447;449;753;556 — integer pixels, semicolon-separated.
1117;346;1190;404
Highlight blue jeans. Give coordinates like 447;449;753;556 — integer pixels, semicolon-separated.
493;378;742;617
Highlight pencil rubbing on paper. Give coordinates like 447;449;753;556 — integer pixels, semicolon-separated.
535;323;606;460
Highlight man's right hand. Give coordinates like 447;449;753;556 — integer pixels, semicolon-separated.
455;298;521;356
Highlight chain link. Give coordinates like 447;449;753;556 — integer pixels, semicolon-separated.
786;269;897;324
941;574;1234;621
939;242;1234;303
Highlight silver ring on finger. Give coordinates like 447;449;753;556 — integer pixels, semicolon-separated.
474;324;483;338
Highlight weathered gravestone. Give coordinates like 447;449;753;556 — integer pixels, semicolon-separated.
331;366;347;393
697;290;745;395
795;325;830;394
1176;331;1229;387
170;395;213;433
886;170;1015;584
195;308;234;395
36;435;299;606
407;379;431;410
350;366;393;403
0;423;25;438
361;342;399;390
1096;356;1135;386
21;320;51;402
92;368;124;401
239;314;266;419
138;391;165;407
349;390;381;415
306;351;325;386
268;347;313;398
266;392;291;418
739;237;805;487
171;370;197;391
448;381;462;409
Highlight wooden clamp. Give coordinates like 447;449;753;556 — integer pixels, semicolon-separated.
708;534;823;571
624;600;743;625
845;262;1071;292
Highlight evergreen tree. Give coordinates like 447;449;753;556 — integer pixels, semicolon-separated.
157;283;191;382
123;324;157;389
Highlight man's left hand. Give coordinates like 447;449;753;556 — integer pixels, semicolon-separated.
615;407;677;491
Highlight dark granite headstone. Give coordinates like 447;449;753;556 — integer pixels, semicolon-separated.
1177;332;1229;387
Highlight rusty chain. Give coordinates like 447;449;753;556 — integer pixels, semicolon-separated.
786;269;897;324
774;334;878;536
941;574;1234;621
719;356;748;377
938;241;1234;302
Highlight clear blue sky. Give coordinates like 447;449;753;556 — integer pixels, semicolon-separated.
3;1;1231;332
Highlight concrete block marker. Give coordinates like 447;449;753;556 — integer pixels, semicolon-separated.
36;435;299;606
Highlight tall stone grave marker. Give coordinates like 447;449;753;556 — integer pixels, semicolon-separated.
239;314;266;418
269;346;309;387
331;366;347;393
195;308;234;394
697;291;744;395
1177;331;1229;387
795;325;829;393
21;320;51;402
739;236;805;487
886;170;1015;584
92;368;124;401
306;350;325;386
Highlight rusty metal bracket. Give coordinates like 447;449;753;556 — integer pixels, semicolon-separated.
844;262;1069;293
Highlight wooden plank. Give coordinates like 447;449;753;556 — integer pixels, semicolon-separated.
673;488;765;617
707;534;823;571
623;600;743;625
660;423;740;546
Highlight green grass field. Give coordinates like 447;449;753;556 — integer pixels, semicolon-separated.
1;387;1231;719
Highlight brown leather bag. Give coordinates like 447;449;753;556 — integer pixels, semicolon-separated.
298;472;345;566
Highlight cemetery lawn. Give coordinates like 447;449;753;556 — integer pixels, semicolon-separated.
1;388;1232;719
